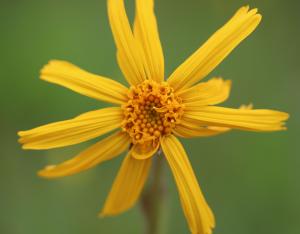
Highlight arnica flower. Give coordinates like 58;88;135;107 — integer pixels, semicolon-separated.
18;1;289;234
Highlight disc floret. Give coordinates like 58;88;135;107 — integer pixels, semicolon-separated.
122;80;184;145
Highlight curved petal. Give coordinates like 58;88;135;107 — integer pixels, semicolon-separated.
178;77;231;106
168;6;262;91
38;131;131;178
173;120;230;138
40;60;129;105
108;0;146;85
131;140;159;160
101;152;152;216
18;107;123;149
184;106;289;132
161;135;215;234
134;0;164;82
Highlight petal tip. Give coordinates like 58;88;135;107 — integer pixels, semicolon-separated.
254;13;263;23
99;208;119;218
40;61;51;72
37;170;47;178
244;5;250;11
283;112;290;119
38;167;57;179
17;130;25;137
21;145;30;150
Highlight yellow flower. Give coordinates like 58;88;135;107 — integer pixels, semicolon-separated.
18;1;289;234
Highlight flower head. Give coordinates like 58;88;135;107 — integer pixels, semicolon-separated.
122;80;184;157
18;1;289;234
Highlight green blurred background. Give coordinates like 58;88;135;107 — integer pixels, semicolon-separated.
1;0;299;233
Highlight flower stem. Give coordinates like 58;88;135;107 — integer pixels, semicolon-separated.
140;150;167;234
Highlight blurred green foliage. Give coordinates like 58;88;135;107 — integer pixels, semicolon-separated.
1;0;299;233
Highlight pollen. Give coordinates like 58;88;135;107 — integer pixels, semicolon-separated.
122;80;184;145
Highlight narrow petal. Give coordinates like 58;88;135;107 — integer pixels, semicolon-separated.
40;60;129;105
134;0;164;82
18;107;123;149
178;77;231;106
101;152;152;216
174;104;253;138
174;119;230;138
108;0;146;85
38;132;130;178
161;135;215;234
168;6;262;91
184;106;289;132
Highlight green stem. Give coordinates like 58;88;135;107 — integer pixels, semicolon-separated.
140;150;167;234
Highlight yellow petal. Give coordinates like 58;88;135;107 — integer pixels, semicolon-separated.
108;0;146;85
131;140;159;160
38;131;130;178
161;135;215;234
184;106;289;132
40;60;129;105
174;120;230;138
18;107;123;149
174;103;253;138
178;77;232;106
134;0;164;82
168;6;262;91
101;152;152;216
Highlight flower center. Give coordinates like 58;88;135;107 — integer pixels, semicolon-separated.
122;80;184;145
